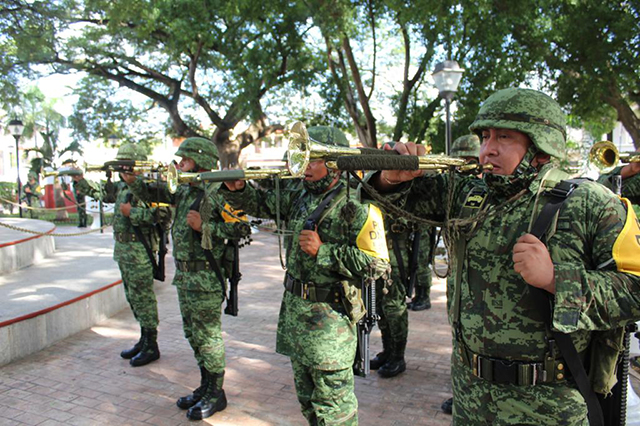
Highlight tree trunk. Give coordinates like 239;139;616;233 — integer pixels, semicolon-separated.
602;85;640;149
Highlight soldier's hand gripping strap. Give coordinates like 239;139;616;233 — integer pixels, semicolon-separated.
190;191;228;307
125;193;163;281
530;178;604;426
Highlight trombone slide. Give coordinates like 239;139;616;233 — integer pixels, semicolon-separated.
167;164;292;193
326;155;492;173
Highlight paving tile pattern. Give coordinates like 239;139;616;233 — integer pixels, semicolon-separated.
0;232;453;426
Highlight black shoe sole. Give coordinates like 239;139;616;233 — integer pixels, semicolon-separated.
120;347;141;359
377;363;407;378
186;394;227;420
130;352;160;367
177;396;201;410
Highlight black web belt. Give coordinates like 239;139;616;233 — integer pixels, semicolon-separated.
284;273;342;304
460;344;570;386
114;232;139;243
175;259;215;273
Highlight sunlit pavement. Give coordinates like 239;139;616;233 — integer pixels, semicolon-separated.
0;231;453;426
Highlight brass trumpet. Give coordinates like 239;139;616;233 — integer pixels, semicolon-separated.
286;121;492;175
85;160;167;173
166;163;293;194
42;169;83;177
589;140;640;171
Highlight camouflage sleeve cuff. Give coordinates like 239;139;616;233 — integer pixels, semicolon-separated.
362;172;412;204
623;173;640;198
551;262;586;333
74;178;97;199
219;184;250;210
127;176;149;202
316;242;336;268
129;207;154;226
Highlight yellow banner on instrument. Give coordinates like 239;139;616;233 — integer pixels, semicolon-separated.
221;203;248;223
613;197;640;276
356;204;389;261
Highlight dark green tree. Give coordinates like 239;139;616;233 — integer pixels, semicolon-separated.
2;0;323;165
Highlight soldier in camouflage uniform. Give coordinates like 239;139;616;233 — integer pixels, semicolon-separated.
597;152;640;216
440;134;482;414
406;214;435;312
73;178;88;227
597;150;640;370
123;137;250;421
222;126;389;425
374;88;640;425
73;144;164;367
369;213;411;378
22;172;42;218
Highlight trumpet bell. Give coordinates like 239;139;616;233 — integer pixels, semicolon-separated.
286;121;368;177
287;122;311;178
167;163;179;194
589;141;619;171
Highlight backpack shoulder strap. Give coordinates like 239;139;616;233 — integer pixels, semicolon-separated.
530;177;591;240
529;176;603;426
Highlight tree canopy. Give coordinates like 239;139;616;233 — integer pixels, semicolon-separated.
2;0;639;159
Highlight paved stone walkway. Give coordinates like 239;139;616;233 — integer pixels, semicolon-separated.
0;231;453;426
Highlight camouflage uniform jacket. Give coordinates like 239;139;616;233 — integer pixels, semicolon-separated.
598;165;640;216
221;180;389;370
75;178;160;263
22;181;41;206
399;163;640;361
128;178;245;291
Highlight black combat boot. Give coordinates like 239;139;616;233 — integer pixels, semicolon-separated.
411;287;431;311
186;370;227;420
378;340;406;378
370;334;393;370
130;328;160;367
177;366;208;410
441;397;453;414
120;329;143;359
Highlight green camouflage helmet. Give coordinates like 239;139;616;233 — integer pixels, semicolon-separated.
469;88;566;159
116;143;147;161
175;137;219;170
308;126;349;147
451;134;480;158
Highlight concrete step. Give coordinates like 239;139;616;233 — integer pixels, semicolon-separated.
0;218;56;275
0;227;125;366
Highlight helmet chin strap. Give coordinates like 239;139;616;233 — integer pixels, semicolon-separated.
303;169;341;195
512;145;540;179
483;145;541;198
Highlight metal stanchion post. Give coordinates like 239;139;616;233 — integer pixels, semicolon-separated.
99;200;104;234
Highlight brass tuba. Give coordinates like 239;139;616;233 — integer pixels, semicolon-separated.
589;141;640;171
285;121;492;175
166;163;292;194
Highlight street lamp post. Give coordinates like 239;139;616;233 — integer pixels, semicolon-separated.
432;60;465;155
108;134;119;148
8;119;25;218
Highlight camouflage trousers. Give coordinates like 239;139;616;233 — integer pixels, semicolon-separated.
118;260;158;329
412;237;432;302
375;270;408;349
175;272;225;374
451;345;588;425
291;359;358;426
